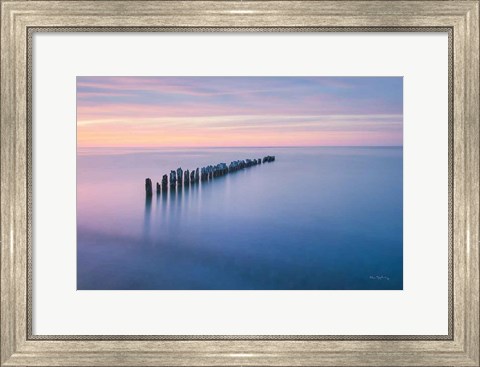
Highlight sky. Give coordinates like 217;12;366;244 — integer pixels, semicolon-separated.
77;76;403;148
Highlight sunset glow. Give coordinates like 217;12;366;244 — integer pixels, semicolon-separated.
77;77;403;147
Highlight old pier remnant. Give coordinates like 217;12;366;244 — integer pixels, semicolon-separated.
146;155;276;194
145;178;153;196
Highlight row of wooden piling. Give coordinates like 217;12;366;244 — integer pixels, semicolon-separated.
145;155;275;196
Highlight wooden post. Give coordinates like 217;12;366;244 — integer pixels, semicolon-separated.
177;168;183;184
162;174;168;190
145;178;153;196
170;170;177;186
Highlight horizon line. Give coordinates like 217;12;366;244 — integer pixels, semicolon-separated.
77;145;403;149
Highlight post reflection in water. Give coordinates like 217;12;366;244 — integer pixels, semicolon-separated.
154;189;168;228
143;195;153;245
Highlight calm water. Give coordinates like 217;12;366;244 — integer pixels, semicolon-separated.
77;147;403;290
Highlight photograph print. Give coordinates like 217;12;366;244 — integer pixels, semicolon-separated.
76;76;403;290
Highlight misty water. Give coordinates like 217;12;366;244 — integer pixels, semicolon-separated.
77;147;403;290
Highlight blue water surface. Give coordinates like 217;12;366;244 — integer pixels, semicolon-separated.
77;147;403;290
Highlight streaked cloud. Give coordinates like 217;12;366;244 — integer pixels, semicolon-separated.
77;77;403;147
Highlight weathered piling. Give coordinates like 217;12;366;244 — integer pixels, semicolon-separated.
145;178;153;196
195;168;200;182
177;168;183;184
190;170;195;183
162;174;168;190
170;170;177;187
184;169;190;184
156;182;161;194
263;155;275;163
212;163;228;177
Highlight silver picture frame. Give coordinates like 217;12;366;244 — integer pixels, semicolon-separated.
1;1;478;366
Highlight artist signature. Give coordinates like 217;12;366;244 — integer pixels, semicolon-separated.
369;275;390;281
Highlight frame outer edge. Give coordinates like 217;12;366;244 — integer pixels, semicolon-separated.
464;1;480;365
1;2;22;366
453;4;467;350
13;0;28;352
